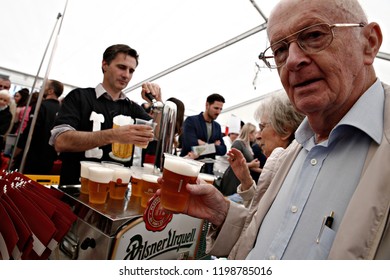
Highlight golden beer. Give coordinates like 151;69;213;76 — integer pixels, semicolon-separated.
88;166;114;204
111;124;133;160
80;161;101;194
130;175;143;197
108;166;132;200
109;182;129;200
160;154;204;212
141;174;160;208
110;115;134;161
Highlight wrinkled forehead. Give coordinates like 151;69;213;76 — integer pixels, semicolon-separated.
267;0;340;42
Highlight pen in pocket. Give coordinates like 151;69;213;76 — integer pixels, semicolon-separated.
316;211;334;244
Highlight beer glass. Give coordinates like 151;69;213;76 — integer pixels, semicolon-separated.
160;153;204;212
80;161;102;194
110;115;134;162
198;173;215;185
129;166;143;197
140;174;161;208
135;118;157;149
108;166;132;200
88;166;114;204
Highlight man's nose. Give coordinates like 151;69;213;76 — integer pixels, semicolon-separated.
285;42;311;69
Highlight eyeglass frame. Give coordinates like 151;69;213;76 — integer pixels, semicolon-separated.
258;22;365;69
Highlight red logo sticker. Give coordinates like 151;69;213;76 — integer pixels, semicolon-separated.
143;194;173;232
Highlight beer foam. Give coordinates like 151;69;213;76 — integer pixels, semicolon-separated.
110;166;132;182
80;161;101;178
164;156;202;177
141;174;160;183
88;166;114;183
113;114;133;126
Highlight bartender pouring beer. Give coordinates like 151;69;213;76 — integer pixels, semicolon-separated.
50;44;162;186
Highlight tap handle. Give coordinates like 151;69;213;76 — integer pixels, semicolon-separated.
145;92;156;103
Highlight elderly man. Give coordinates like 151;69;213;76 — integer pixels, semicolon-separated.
163;0;389;259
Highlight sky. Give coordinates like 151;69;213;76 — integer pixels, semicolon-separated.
1;0;389;126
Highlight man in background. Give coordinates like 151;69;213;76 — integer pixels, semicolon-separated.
0;75;11;91
180;93;227;174
13;79;64;174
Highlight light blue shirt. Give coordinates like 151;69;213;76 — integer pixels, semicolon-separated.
247;79;384;259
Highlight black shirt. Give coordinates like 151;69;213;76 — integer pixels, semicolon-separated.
53;87;151;185
17;99;61;174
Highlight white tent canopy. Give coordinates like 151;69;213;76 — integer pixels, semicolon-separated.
1;0;389;127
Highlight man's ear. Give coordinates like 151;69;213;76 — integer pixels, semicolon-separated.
362;22;383;65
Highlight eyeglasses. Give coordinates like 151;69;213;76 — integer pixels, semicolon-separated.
259;122;270;131
258;23;365;69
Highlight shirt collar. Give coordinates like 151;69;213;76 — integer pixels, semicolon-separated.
95;83;128;100
296;79;384;147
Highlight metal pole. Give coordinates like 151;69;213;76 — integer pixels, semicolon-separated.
18;0;69;173
8;13;63;171
377;51;390;61
249;0;268;22
124;22;268;94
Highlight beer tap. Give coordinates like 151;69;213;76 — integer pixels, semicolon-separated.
144;93;177;172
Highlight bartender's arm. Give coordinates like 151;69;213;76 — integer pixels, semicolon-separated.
54;124;154;153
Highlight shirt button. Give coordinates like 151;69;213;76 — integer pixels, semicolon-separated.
310;158;317;165
291;205;298;213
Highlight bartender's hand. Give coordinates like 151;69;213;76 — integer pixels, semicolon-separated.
112;124;154;147
156;179;229;227
227;148;254;191
141;82;162;102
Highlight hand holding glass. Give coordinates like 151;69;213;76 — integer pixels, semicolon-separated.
135;118;157;149
110;115;134;161
160;153;204;212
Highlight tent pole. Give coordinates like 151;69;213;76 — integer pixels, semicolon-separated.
124;22;267;94
16;0;69;173
7;12;62;171
249;0;268;22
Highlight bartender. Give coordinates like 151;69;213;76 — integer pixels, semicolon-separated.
50;44;162;185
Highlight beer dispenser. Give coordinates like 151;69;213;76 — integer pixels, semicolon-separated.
145;93;177;172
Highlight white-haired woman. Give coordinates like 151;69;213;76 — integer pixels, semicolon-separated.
229;90;305;206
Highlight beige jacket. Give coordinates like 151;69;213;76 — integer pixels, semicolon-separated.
207;83;390;260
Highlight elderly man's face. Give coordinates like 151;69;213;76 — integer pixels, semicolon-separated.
268;0;369;125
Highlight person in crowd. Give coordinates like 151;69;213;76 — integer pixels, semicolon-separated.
0;75;11;91
222;116;242;152
167;97;185;155
223;132;239;152
0;90;13;151
180;93;227;174
50;44;162;185
16;91;39;135
219;123;260;196
11;87;30;134
253;90;305;158
236;91;304;206
250;131;267;184
12;80;64;174
158;0;390;259
214;117;242;177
